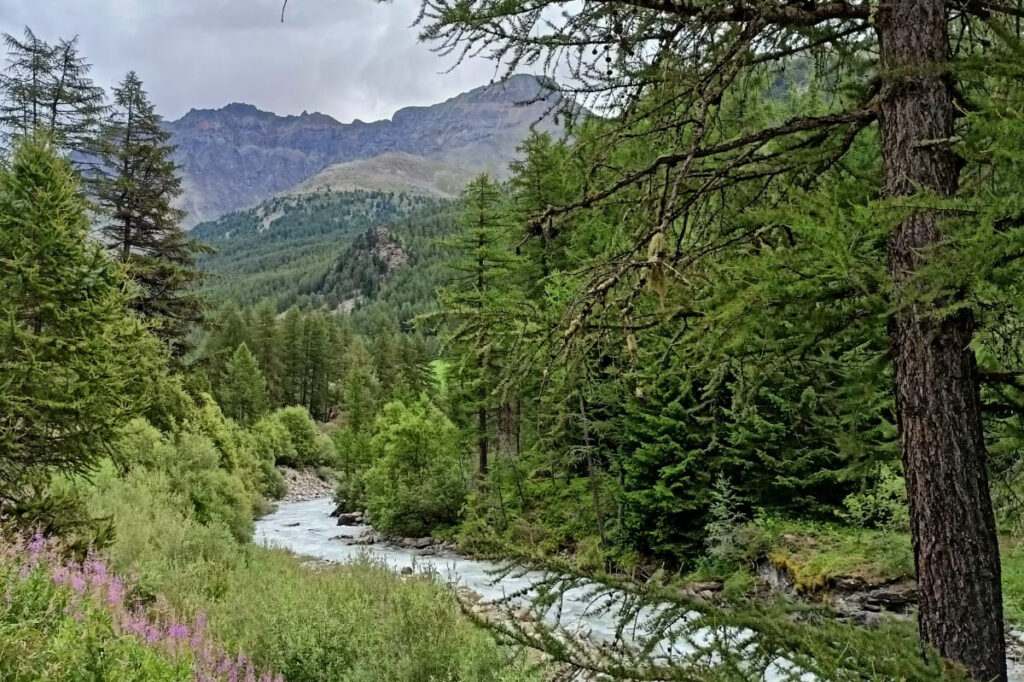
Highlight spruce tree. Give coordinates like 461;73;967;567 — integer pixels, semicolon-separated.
92;72;205;356
0;135;160;508
0;28;105;157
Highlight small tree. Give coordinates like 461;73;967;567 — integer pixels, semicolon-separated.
363;396;467;536
219;343;269;424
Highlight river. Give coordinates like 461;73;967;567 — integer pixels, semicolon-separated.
255;497;1021;682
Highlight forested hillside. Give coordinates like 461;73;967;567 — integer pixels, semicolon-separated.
193;189;448;308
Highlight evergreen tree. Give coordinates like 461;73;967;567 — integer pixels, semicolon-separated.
202;301;250;382
219;343;269;424
280;306;306;407
0;28;105;156
0;135;160;509
438;175;515;477
248;298;285;405
92;71;205;356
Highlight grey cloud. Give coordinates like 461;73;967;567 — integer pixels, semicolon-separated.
0;0;499;123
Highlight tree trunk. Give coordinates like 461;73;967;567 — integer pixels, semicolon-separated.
478;406;488;477
876;4;1005;680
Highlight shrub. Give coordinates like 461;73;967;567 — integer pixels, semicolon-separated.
363;396;467;536
170;431;253;542
840;463;909;531
273;406;336;467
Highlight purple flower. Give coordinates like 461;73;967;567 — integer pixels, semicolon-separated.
28;533;45;554
167;623;189;641
106;577;123;607
70;574;87;594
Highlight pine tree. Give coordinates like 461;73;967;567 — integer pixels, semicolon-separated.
0;135;160;508
92;72;205;356
219;342;269;424
0;28;105;156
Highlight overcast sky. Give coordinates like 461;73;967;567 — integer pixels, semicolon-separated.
0;0;503;123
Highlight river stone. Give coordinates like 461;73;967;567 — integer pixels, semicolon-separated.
335;512;363;526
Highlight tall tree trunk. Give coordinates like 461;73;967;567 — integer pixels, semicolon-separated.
876;5;1005;680
478;406;488;477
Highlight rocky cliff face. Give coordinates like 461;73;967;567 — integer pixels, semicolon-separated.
168;74;565;227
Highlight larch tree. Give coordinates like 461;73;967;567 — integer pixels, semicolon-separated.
92;71;206;357
415;1;1024;678
438;175;515;478
219;342;269;424
0;28;105;157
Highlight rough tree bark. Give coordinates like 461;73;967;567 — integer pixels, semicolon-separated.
478;405;488;476
876;3;1005;680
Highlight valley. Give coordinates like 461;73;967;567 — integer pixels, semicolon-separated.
5;5;1024;682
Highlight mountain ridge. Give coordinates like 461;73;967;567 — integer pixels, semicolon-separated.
169;74;567;227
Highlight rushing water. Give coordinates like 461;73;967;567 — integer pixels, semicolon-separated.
255;498;1021;682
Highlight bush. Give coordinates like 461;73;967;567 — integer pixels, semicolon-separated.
840;463;909;531
363;396;467;536
109;419;255;542
273;406;336;467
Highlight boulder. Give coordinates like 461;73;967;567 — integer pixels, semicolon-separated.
335;512;363;526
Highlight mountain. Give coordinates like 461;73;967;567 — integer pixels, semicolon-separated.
169;74;565;227
287;152;473;199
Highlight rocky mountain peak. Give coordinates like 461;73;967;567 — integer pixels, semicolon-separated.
168;75;572;228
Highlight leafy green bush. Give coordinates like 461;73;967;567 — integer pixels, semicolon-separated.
272;406;336;467
170;431;253;542
109;418;255;542
840;463;910;531
363;396;467;536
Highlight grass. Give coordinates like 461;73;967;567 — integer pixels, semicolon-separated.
74;461;539;682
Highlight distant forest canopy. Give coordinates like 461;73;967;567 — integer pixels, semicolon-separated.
192;189;452;313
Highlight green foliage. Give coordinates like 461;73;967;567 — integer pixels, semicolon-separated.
0;135;162;511
363;396;468;536
272;406;336;468
0;549;191;682
218;342;269;424
840;463;909;531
